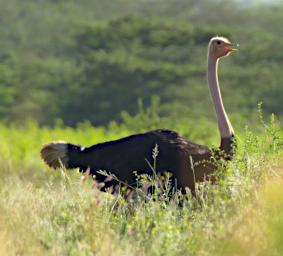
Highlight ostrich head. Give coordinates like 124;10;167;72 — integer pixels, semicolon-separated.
208;36;239;59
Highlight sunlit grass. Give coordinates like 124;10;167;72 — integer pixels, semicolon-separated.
0;116;282;255
213;162;283;256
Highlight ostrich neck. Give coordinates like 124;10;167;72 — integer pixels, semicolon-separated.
207;54;234;141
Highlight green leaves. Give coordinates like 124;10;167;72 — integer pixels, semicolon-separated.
0;1;282;126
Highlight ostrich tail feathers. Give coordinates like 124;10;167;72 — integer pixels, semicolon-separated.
40;141;68;169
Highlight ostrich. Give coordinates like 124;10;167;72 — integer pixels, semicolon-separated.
41;36;239;193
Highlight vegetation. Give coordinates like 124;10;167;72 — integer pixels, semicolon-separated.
0;113;282;255
0;0;283;255
0;0;283;125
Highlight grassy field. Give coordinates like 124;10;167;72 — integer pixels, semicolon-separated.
0;115;282;256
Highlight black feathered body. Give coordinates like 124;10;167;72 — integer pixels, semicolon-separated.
66;129;215;191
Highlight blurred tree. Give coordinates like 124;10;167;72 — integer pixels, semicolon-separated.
0;0;282;125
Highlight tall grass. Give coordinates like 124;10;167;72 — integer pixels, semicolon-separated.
0;114;282;255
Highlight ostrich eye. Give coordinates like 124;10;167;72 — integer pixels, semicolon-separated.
216;41;221;45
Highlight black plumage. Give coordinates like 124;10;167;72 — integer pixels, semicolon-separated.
41;129;234;192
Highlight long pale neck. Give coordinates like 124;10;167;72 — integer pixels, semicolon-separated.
207;54;234;141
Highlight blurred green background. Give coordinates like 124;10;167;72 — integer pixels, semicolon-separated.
0;0;282;126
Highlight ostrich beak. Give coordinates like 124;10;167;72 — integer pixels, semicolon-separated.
225;43;239;52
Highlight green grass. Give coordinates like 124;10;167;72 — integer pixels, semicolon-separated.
0;117;282;255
